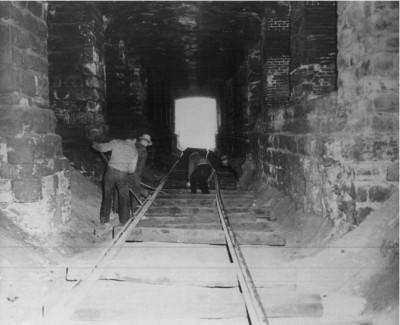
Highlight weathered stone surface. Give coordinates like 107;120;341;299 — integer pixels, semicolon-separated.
7;137;35;164
386;162;399;181
0;107;56;136
368;185;392;202
356;187;367;202
0;1;72;235
355;207;373;225
0;179;13;203
48;2;107;142
34;134;63;159
12;177;42;202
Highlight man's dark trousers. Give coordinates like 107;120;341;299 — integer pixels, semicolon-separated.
100;167;130;224
190;164;212;194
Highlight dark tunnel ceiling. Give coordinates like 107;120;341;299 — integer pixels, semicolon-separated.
101;2;268;91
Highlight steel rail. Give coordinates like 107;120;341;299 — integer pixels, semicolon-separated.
40;155;182;325
213;170;270;325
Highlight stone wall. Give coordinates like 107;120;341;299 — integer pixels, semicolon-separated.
218;44;261;157
254;1;398;232
0;1;71;236
48;2;107;142
105;40;148;139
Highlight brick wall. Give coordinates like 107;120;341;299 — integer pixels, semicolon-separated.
263;4;290;108
48;2;107;142
290;1;337;100
254;1;398;232
0;1;71;235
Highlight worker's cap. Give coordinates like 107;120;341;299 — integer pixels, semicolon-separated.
139;134;152;145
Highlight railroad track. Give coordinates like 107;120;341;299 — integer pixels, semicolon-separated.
38;156;367;325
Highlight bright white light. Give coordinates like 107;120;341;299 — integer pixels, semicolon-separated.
175;97;217;151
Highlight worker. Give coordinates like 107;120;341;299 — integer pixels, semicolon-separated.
220;154;243;181
188;152;213;194
128;133;152;212
92;132;138;225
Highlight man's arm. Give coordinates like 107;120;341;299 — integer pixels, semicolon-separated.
92;140;115;152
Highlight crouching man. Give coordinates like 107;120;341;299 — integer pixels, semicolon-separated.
92;133;138;225
188;152;213;194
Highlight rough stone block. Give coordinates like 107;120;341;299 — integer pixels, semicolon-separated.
368;185;392;202
356;187;367;202
0;178;13;203
0;46;12;64
371;114;399;132
279;135;297;153
0;138;7;162
355;206;373;225
34;134;63;159
387;162;399;181
21;51;48;74
0;163;19;179
54;157;71;172
0;107;56;136
0;2;11;19
7;137;35;164
27;1;43;18
41;174;57;200
12;177;42;202
21;70;37;96
0;65;18;93
22;108;56;134
10;3;47;38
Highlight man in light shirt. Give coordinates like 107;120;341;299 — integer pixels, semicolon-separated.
92;133;138;224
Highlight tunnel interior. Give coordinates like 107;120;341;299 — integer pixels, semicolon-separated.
47;1;265;161
0;0;396;240
0;2;398;322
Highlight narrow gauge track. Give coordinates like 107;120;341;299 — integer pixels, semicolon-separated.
40;155;328;325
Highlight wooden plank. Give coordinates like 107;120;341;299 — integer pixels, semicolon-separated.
268;317;372;325
66;243;237;287
126;227;226;244
155;198;252;205
138;220;274;232
70;318;249;325
146;206;216;214
257;289;323;318
70;282;247;322
126;227;285;245
143;213;257;222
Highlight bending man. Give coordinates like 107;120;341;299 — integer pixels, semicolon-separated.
188;152;212;194
92;133;138;225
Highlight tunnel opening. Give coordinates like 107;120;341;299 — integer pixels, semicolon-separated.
174;97;218;152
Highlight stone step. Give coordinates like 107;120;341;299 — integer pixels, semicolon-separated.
126;227;286;245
